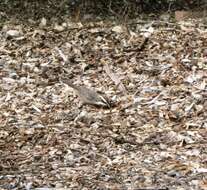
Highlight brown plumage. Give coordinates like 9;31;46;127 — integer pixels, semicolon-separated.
61;79;111;108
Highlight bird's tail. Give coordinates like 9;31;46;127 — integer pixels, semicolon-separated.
60;77;78;90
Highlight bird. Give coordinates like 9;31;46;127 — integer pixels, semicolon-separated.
61;78;111;108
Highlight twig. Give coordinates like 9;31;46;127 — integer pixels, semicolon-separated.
103;62;127;95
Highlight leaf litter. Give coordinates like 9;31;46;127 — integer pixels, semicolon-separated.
0;17;206;190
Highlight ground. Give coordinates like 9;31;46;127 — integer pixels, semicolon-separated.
0;14;207;189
